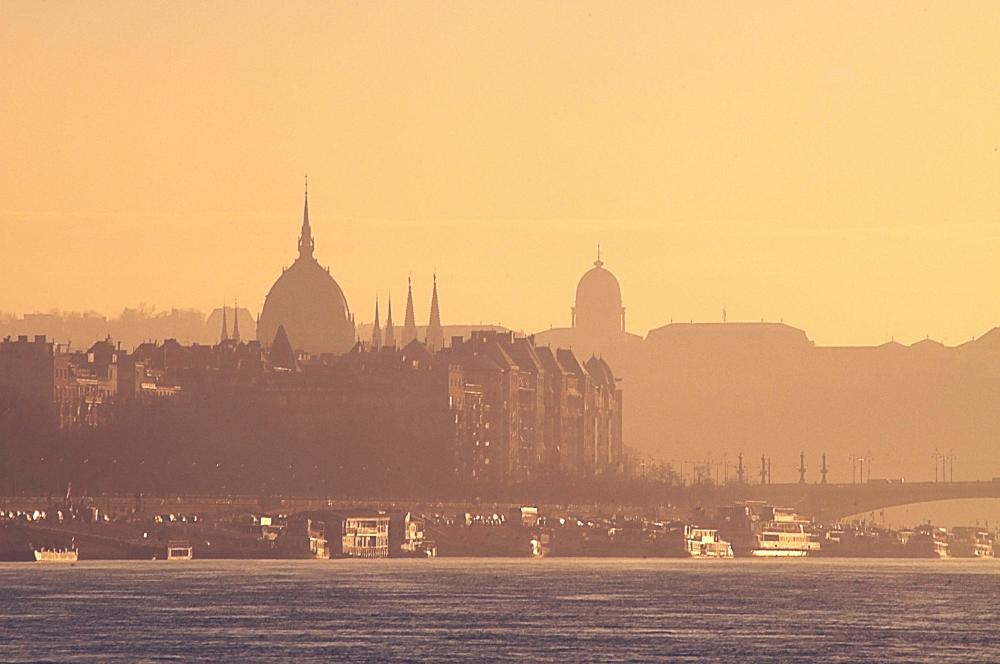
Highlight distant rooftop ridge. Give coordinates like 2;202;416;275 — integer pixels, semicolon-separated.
644;320;1000;352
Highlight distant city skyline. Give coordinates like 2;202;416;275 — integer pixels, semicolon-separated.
3;3;1000;347
3;220;999;349
4;5;999;660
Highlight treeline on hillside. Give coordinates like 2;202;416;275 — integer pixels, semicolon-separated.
0;306;209;349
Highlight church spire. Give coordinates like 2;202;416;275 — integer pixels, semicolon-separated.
298;176;314;260
594;243;604;268
426;274;444;352
371;296;382;350
384;294;396;349
219;301;229;343
231;299;241;343
402;275;417;346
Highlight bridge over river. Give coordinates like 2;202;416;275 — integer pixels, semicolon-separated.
668;480;1000;522
4;480;1000;526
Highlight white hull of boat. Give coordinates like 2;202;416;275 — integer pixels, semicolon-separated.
750;549;810;557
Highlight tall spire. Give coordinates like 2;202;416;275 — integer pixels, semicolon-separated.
371;296;382;350
594;243;603;268
298;175;314;260
402;275;418;346
384;294;396;349
426;274;444;352
219;301;229;343
231;299;241;343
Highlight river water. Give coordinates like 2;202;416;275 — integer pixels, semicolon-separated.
1;559;997;662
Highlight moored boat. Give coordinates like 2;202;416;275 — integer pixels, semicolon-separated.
948;527;992;558
684;526;734;558
33;546;79;562
749;507;821;557
900;525;950;558
166;540;193;560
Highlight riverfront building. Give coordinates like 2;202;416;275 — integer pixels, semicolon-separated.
0;326;624;489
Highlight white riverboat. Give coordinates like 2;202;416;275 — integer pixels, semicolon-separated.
750;507;821;557
950;527;994;559
684;526;734;558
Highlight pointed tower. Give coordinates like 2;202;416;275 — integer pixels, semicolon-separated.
371;297;382;350
270;324;297;371
219;301;229;343
231;299;241;343
384;295;396;349
402;276;418;346
298;176;314;260
426;274;444;352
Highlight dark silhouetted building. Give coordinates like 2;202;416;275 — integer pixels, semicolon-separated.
0;335;54;405
444;331;624;484
257;185;356;355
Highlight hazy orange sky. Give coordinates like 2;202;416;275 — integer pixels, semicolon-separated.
2;2;999;346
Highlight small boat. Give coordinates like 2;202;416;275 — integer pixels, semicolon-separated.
166;540;193;560
33;546;79;562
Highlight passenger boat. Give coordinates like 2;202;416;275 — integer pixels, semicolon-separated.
750;507;821;557
33;546;79;562
901;525;950;558
949;527;994;558
684;526;734;558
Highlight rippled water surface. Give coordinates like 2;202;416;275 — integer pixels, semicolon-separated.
2;559;998;662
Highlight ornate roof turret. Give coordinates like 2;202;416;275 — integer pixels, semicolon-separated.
426;274;444;352
384;294;396;349
402;276;418;346
372;297;382;350
219;301;229;343
298;176;314;260
231;299;241;343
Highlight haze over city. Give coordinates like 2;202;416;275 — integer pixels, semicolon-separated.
3;4;1000;662
4;2;1000;346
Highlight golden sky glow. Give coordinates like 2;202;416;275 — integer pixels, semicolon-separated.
2;1;999;345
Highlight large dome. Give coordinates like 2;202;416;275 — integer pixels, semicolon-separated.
257;190;356;355
575;264;623;310
572;252;625;336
